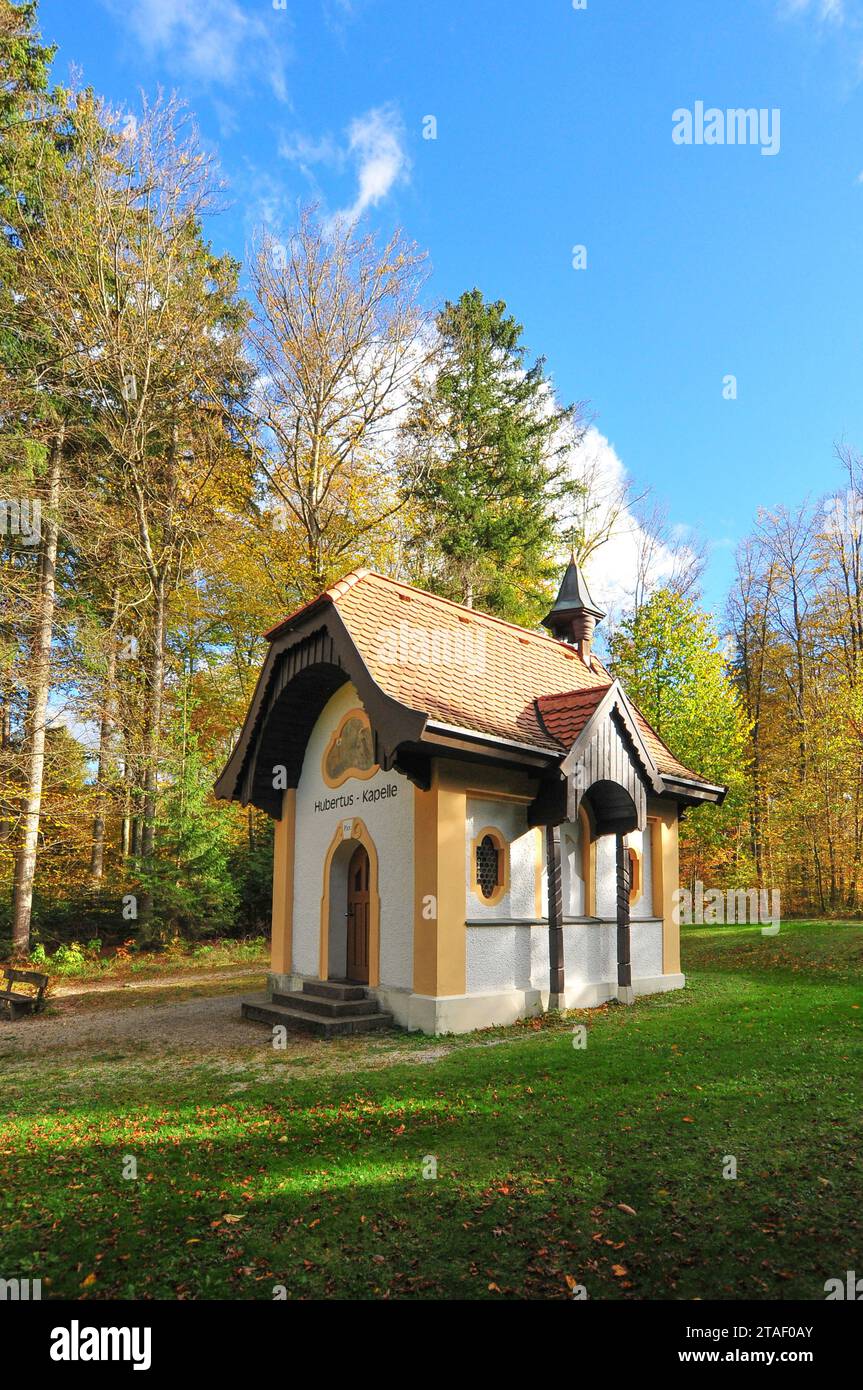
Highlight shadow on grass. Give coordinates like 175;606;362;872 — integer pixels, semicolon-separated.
1;968;860;1301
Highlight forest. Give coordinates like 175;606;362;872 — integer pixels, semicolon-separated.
1;0;861;971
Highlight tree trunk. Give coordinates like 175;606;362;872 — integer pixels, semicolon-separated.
138;574;166;917
89;586;120;882
10;424;64;956
141;576;166;861
0;529;13;843
0;692;11;844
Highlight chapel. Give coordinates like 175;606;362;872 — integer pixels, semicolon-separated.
215;562;725;1035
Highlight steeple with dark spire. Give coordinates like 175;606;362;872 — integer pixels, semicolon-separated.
541;556;605;666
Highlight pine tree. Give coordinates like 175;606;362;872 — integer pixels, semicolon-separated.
402;288;578;623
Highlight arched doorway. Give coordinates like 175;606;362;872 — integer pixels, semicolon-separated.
319;819;381;987
346;844;370;983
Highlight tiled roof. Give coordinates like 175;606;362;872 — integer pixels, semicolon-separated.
537;686;704;783
631;710;704;783
535;688;608;746
266;569;712;784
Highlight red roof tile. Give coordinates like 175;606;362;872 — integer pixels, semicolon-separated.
536;688;608;746
266;569;713;784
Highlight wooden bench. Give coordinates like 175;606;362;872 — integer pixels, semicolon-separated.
0;968;49;1019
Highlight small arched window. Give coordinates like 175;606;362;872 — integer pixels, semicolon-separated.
476;836;500;898
472;827;507;906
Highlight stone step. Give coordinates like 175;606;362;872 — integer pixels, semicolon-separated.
242;998;393;1038
302;979;368;1002
272;991;377;1019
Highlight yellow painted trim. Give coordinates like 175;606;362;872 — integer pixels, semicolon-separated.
455;761;536;800
465;788;533;805
271;789;296;975
412;778;439;997
470;825;509;907
578;805;593;916
321;708;379;789
412;762;467;997
319;817;381;986
627;845;642;906
437;766;468;995
649;804;680;973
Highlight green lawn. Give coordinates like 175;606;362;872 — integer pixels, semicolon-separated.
1;919;860;1300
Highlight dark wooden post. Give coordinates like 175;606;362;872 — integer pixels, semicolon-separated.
546;823;565;1009
616;832;634;1003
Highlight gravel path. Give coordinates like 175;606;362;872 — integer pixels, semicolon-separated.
0;977;272;1057
0;968;527;1070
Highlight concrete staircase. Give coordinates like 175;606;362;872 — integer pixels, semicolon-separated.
242;978;394;1038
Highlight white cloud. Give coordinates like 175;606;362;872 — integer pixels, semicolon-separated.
333;106;410;224
558;427;699;620
780;0;847;23
779;0;863;90
278;131;344;175
107;0;290;103
346;108;407;210
279;104;410;227
239;162;298;239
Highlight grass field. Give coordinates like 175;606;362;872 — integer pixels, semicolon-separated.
1;919;860;1300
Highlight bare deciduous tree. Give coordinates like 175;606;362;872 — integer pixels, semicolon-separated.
242;207;429;598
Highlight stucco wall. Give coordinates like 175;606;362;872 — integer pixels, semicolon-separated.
465;817;662;996
465;796;539;921
560;817;586;916
629;825;654;920
291;682;414;989
595;835;617;919
466;918;663;995
593;827;654;920
287;697;669;1004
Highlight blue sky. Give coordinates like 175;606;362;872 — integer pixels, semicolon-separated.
38;0;863;614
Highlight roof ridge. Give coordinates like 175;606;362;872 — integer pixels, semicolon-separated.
538;684;612;707
325;567;373;600
262;568;373;639
266;568;608;676
341;569;610;665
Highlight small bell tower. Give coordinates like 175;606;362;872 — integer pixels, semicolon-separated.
541;556;605;667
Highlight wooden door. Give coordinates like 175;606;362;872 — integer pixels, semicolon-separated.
346;845;370;983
